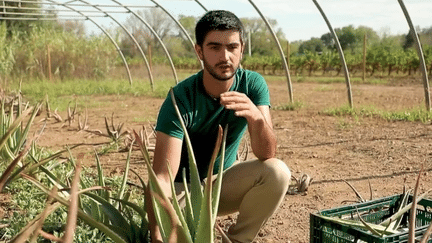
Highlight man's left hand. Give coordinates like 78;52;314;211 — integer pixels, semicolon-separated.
220;91;263;123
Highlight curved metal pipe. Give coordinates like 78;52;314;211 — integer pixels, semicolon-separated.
111;0;178;84
150;0;203;70
78;0;154;89
398;0;430;111
312;0;353;108
248;0;293;103
194;0;208;12
45;0;133;84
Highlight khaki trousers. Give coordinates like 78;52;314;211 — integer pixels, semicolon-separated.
174;158;291;243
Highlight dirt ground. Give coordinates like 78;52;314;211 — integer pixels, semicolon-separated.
29;77;432;242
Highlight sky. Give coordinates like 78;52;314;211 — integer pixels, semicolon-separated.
54;0;432;42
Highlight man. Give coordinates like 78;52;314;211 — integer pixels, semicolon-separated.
149;10;290;243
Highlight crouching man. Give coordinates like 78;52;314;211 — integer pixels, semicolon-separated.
147;10;291;243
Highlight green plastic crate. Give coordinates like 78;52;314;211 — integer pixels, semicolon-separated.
310;194;432;243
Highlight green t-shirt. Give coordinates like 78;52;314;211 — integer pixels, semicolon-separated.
155;68;270;182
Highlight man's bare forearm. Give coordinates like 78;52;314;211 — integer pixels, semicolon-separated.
248;115;277;160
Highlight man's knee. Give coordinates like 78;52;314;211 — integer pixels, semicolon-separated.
262;158;291;191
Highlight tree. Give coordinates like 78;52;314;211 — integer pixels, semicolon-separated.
335;25;357;51
121;8;175;57
176;15;197;56
320;33;334;49
240;17;286;56
320;25;379;53
420;26;432;45
178;15;196;40
403;29;415;50
59;20;85;37
298;38;324;54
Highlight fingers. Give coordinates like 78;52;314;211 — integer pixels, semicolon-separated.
220;92;249;109
220;91;261;120
220;91;248;106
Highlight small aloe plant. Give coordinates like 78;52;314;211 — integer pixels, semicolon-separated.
0;99;42;192
0;95;41;162
21;143;150;243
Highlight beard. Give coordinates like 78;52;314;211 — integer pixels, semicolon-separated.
202;59;239;81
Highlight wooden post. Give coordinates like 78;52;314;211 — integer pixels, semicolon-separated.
47;44;52;81
362;34;367;82
148;43;152;74
287;40;290;70
248;31;252;57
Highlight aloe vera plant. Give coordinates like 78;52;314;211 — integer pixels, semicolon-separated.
0;99;42;192
5;87;229;243
135;88;229;243
22;144;150;243
0;95;41;162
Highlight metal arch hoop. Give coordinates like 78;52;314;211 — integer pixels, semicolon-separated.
110;0;178;84
44;0;134;85
247;0;293;103
398;0;431;111
150;0;203;70
76;0;155;89
194;0;208;12
312;0;353;108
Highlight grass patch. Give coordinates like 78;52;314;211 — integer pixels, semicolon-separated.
6;78;174;111
273;101;305;111
262;74;389;85
314;85;334;92
321;105;432;123
133;116;156;123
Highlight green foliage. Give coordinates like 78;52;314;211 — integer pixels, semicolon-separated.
6;78;172;111
1;23;116;81
0;22;18;81
1;158;117;242
273;101;305;111
298;38;325;54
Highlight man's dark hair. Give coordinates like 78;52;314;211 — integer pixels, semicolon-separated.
195;10;245;46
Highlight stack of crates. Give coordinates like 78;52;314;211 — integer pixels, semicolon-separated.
310;194;432;243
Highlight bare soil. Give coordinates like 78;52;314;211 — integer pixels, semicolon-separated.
27;78;432;242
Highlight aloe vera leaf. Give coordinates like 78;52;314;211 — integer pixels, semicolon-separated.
355;207;381;236
14;103;41;155
182;168;195;234
166;163;193;242
63;160;82;243
151;192;192;243
195;126;223;242
380;190;431;227
169;88;203;231
212;124;228;222
343;179;365;202
10;144;81;183
134;130;179;242
110;197;147;222
389;189;412;230
0;138;31;191
0;106;32;151
409;167;423;243
116;144;133;208
21;174;128;243
319;215;398;235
